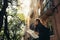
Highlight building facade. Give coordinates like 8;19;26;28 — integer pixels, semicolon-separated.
39;0;60;40
30;0;39;24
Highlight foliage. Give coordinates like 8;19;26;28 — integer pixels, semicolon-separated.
7;0;25;39
8;16;22;40
0;0;26;40
16;13;25;23
0;0;2;11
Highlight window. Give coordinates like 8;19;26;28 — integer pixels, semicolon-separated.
47;19;54;35
43;0;47;7
38;8;41;15
47;1;50;8
43;0;46;4
43;0;53;12
44;6;47;12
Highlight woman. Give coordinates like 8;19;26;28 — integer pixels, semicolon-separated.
34;19;50;40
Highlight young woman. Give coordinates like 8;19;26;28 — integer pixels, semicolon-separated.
34;19;50;40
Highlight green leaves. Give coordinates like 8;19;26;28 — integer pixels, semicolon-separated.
17;13;25;21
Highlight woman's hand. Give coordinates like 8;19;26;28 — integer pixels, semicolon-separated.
35;31;39;35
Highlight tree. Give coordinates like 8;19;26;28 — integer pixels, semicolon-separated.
0;0;26;40
17;13;25;23
0;0;11;40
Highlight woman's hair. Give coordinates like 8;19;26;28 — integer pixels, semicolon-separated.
36;19;47;29
36;19;40;24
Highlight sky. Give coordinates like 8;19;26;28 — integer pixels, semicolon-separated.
17;0;31;18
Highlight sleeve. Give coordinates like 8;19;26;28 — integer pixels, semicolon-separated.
35;26;39;32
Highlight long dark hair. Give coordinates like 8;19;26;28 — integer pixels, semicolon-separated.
36;19;49;30
36;19;41;25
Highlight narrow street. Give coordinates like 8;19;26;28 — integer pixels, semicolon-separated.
0;0;60;40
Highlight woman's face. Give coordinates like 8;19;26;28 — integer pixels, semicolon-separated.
34;21;38;26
